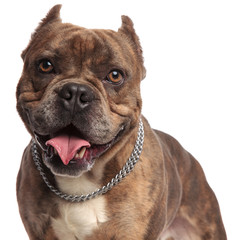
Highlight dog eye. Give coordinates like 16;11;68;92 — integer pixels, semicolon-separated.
38;60;54;74
106;70;124;84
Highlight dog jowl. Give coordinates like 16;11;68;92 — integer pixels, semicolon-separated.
16;5;227;240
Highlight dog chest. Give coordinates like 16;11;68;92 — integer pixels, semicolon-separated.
52;197;108;240
51;175;108;240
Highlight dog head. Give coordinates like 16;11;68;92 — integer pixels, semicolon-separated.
16;5;146;177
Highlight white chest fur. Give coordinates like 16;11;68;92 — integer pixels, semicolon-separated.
51;175;108;240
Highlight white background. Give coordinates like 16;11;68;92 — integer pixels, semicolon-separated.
1;0;239;239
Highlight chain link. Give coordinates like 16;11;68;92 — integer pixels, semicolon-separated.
31;119;144;202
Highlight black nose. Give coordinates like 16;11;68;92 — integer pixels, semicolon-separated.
58;83;95;113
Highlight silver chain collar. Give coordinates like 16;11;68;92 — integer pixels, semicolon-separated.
31;119;144;202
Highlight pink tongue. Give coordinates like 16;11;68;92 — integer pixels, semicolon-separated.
46;135;90;165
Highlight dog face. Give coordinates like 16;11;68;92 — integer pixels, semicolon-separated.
16;5;146;177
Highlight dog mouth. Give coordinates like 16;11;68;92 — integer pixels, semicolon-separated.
34;124;125;175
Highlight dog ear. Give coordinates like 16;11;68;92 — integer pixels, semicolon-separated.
118;16;146;79
36;4;62;31
119;16;142;56
21;5;62;60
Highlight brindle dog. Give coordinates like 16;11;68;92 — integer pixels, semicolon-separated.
16;5;227;240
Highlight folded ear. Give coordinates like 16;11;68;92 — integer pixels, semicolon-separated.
118;16;146;79
21;5;62;60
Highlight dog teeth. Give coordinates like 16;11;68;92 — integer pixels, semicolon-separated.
79;147;87;158
75;147;87;159
54;148;58;155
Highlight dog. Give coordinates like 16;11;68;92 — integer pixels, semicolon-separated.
16;5;227;240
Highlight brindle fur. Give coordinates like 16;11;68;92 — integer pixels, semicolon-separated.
16;5;226;240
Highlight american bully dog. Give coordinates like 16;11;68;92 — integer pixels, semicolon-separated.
16;5;227;240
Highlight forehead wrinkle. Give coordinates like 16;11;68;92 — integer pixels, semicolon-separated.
71;30;116;72
65;30;105;62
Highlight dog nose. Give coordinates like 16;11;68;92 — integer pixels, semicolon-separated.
58;83;95;113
